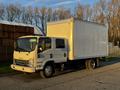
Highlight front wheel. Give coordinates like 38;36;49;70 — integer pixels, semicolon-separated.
40;64;54;78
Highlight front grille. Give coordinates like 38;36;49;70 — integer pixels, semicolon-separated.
15;60;29;67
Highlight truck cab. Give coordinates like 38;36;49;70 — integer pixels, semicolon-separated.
11;36;67;78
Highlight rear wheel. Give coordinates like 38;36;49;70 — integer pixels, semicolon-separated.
85;59;96;70
40;64;54;78
95;58;100;68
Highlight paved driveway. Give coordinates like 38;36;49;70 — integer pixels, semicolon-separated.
0;59;120;90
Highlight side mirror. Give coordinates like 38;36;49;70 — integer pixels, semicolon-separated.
38;47;43;53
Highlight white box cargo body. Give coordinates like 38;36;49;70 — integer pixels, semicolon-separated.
47;18;108;60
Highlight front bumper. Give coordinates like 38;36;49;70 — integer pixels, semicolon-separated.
11;64;35;73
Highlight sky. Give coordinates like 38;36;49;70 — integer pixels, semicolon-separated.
0;0;99;8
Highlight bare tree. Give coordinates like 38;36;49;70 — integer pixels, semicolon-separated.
75;4;84;20
21;6;34;24
33;7;41;28
0;3;5;20
52;8;71;21
52;9;59;21
47;8;53;22
6;4;22;22
92;0;107;24
39;7;47;34
84;5;92;21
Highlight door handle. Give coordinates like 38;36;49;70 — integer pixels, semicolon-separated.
64;53;66;57
50;54;53;58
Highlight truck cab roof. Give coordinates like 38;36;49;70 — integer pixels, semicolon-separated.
18;35;66;40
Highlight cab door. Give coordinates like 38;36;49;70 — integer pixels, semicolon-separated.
53;39;67;63
37;37;53;62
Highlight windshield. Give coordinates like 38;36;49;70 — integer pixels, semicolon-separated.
15;37;37;52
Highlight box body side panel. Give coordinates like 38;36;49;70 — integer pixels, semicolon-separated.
73;20;108;59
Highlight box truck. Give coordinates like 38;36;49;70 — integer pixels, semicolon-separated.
11;18;108;78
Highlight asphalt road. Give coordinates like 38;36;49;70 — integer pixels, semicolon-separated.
1;59;120;90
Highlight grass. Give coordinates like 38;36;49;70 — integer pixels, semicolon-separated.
101;57;120;61
0;61;14;74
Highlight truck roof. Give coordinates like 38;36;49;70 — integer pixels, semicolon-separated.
47;17;106;27
19;35;66;40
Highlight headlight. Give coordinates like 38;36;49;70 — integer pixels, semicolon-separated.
28;60;34;67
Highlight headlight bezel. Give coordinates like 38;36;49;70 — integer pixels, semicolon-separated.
28;60;34;67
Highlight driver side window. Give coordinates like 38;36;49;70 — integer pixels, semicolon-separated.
38;38;51;53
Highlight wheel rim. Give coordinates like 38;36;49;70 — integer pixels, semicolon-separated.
90;60;95;69
45;66;53;76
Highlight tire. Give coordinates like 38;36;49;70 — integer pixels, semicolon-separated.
85;59;96;70
85;60;89;69
95;58;100;68
40;64;54;78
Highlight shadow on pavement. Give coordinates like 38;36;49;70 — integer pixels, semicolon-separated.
100;57;120;67
1;57;120;82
